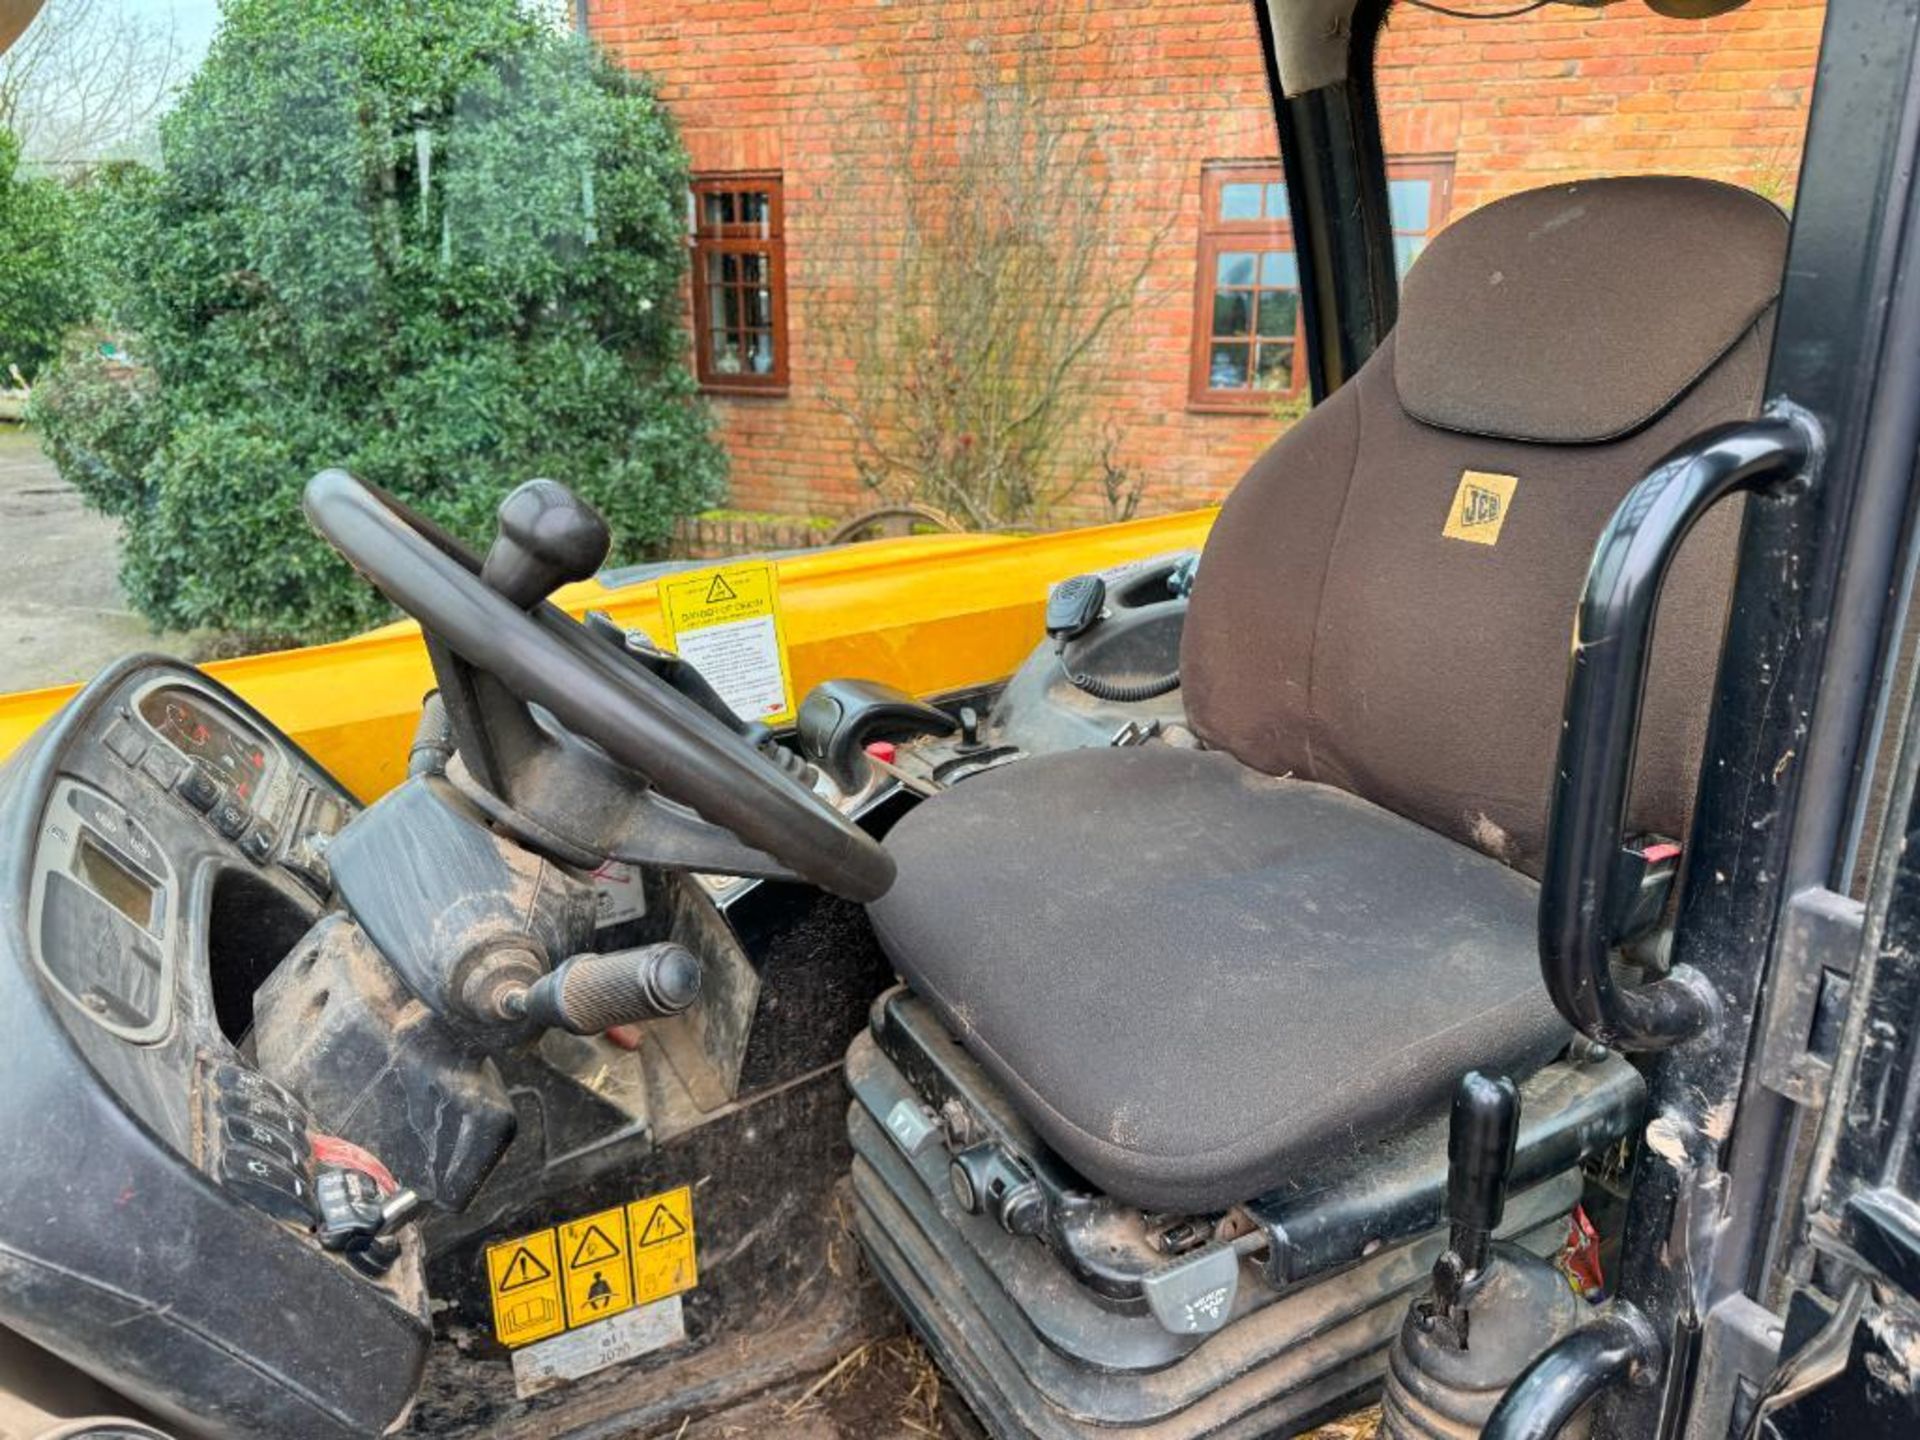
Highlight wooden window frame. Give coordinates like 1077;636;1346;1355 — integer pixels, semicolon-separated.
1188;156;1454;414
690;172;789;395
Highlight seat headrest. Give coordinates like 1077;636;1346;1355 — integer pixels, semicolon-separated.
1394;176;1787;445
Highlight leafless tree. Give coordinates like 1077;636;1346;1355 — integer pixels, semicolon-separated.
815;0;1173;530
0;0;181;170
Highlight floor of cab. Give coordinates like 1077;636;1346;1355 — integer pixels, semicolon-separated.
657;1334;1383;1440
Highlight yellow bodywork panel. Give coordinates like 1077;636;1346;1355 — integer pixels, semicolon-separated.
0;510;1215;802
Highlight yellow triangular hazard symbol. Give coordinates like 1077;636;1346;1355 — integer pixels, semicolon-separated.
568;1224;621;1269
637;1203;688;1247
500;1245;553;1291
704;573;738;604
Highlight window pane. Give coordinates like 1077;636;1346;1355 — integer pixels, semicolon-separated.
739;191;771;227
1208;343;1250;390
1389;178;1432;233
749;287;773;328
711;332;743;374
750;332;775;375
1395;235;1426;278
1216;251;1257;287
739;251;767;284
706;283;730;334
1264;182;1289;220
719;252;739;283
1212;289;1253;337
1260;251;1298;288
1220;182;1262;221
703;192;734;229
1254;342;1294;392
1255;289;1299;339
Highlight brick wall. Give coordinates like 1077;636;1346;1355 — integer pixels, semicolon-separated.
589;0;1824;524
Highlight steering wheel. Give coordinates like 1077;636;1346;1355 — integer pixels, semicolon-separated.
302;469;896;903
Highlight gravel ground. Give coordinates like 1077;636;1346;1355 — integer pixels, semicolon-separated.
0;425;203;693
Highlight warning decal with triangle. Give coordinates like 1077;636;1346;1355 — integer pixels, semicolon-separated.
655;561;796;727
629;1186;698;1305
636;1202;688;1247
570;1223;622;1268
557;1205;635;1327
499;1245;553;1291
486;1186;697;1347
485;1228;564;1347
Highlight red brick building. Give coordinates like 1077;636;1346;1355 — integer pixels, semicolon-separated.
587;0;1824;524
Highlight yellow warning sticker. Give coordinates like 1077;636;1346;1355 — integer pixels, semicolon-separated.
630;1186;698;1306
657;561;795;727
486;1188;697;1348
485;1229;565;1348
558;1205;634;1328
1441;470;1519;547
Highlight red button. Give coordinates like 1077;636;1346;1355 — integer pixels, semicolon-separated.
865;741;898;765
1640;842;1682;865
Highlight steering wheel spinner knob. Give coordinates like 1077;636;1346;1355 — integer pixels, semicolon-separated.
481;478;611;608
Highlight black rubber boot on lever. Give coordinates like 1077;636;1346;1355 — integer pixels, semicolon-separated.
1380;1071;1589;1439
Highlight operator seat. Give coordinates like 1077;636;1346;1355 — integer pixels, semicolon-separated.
867;177;1787;1215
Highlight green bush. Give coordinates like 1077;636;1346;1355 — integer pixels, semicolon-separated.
0;131;89;383
33;0;724;640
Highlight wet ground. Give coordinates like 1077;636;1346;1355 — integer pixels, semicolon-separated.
0;425;202;693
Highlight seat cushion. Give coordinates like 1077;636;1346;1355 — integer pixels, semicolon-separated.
867;745;1571;1214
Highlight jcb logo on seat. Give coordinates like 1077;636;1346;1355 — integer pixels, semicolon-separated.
1442;470;1519;546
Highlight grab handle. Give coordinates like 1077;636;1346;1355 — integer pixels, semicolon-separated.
1482;1306;1662;1440
1539;416;1813;1051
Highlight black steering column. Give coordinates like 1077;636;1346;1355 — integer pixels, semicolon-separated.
303;470;894;902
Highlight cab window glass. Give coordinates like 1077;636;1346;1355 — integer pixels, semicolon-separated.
0;0;1829;695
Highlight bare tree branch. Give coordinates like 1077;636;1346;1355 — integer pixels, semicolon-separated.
813;0;1179;530
0;0;182;170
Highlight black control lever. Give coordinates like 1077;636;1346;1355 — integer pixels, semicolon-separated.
1422;1070;1519;1346
500;942;703;1035
480;478;611;609
1447;1070;1520;1279
1386;1071;1599;1434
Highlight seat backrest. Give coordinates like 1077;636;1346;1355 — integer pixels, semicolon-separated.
1182;176;1787;878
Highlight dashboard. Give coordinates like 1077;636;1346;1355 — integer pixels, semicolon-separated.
0;657;429;1438
27;672;346;1056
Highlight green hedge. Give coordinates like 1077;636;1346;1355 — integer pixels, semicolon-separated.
34;0;725;641
0;131;89;384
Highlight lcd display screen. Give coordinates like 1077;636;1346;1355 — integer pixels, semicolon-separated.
75;831;156;931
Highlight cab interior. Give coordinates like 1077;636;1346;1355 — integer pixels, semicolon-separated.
1;0;1910;1437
